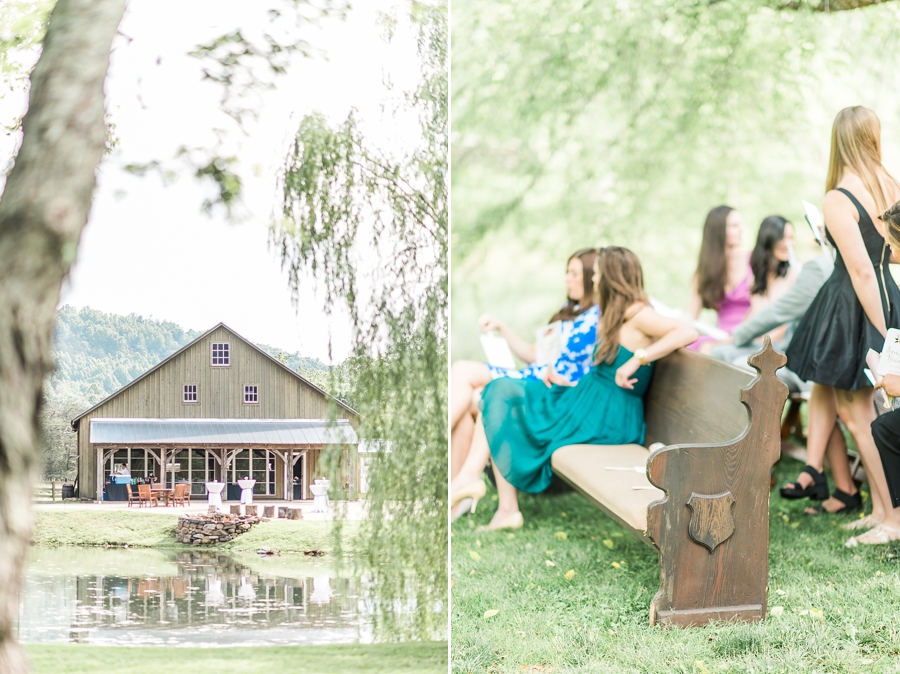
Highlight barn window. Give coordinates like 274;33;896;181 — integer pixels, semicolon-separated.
244;385;258;404
183;384;198;403
211;343;230;366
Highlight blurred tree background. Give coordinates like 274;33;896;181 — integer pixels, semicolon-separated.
452;0;900;363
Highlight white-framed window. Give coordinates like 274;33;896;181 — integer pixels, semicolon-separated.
172;448;218;495
211;343;230;366
244;385;258;404
104;448;154;482
183;384;198;403
228;449;276;495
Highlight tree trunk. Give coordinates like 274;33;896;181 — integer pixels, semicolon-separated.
0;0;126;671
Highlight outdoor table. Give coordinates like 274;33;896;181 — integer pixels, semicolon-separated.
206;481;225;510
151;487;173;506
105;483;129;501
237;479;256;505
309;483;328;513
315;478;331;507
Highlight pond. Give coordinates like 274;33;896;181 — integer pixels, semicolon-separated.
16;547;373;647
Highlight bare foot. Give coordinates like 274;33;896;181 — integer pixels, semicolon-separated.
804;494;857;516
477;510;524;531
783;471;813;492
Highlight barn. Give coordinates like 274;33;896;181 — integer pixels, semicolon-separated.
71;323;359;502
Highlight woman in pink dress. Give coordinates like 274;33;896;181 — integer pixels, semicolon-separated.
687;206;752;351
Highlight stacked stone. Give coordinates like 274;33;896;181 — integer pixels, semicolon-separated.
176;512;260;545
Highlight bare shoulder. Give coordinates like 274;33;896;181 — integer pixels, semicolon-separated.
823;189;858;225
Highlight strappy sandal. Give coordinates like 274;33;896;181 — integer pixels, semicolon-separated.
805;489;862;516
841;514;881;531
845;523;900;547
780;465;828;501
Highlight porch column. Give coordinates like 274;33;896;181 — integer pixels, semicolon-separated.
96;446;103;502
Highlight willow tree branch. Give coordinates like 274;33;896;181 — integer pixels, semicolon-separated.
0;0;126;671
780;0;897;11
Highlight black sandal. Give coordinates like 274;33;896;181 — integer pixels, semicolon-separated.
806;489;863;516
780;465;828;500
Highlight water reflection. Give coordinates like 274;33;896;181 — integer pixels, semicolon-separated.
17;548;367;647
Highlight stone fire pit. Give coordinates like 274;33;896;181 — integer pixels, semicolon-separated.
176;512;260;545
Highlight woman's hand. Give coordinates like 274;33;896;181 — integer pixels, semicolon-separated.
615;357;641;389
478;313;504;332
876;373;900;398
543;367;575;388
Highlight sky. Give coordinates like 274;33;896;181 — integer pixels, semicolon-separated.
46;0;421;363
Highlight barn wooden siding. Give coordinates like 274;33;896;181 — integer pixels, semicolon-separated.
76;325;358;499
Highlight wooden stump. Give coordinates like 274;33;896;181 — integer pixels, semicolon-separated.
263;505;275;518
278;507;303;520
230;505;241;515
245;505;258;516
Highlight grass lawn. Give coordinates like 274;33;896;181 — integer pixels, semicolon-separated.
451;456;900;673
25;642;448;674
32;509;359;555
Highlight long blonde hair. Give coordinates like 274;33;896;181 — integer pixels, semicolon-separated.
826;107;899;215
593;246;648;365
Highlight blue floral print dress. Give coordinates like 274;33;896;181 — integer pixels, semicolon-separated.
485;305;600;384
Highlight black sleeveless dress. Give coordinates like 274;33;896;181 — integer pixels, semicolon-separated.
786;188;900;391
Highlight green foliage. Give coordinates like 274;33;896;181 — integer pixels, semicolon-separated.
451;0;900;361
451;458;900;673
271;1;448;640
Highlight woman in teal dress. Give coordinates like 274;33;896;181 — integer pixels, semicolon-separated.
450;246;698;530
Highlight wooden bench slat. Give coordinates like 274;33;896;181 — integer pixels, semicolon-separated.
551;443;662;542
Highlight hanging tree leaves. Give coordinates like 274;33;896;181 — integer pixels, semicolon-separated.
271;0;447;639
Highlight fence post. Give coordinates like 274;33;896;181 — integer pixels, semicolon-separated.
51;481;56;502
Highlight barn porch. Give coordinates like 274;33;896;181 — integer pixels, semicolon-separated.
89;418;358;503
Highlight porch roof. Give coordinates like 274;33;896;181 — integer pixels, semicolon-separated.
90;418;358;446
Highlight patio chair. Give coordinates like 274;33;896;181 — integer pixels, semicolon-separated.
126;483;138;507
173;484;190;507
137;483;158;508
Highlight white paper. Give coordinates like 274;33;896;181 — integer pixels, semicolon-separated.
802;200;826;246
535;321;562;367
877;328;900;377
480;333;516;370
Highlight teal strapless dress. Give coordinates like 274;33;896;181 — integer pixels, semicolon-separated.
481;345;654;494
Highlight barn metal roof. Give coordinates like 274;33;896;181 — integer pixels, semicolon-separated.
89;418;358;446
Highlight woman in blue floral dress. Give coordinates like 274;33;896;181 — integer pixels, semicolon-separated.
450;248;599;481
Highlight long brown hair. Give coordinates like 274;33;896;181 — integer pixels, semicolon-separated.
695;205;734;310
750;215;791;296
881;201;900;251
593;246;648;365
827;107;900;215
549;248;598;323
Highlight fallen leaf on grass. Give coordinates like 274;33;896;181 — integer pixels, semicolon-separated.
565;569;575;580
469;550;481;561
776;589;786;595
810;608;824;620
602;539;615;549
484;609;499;618
611;562;621;569
554;531;568;540
769;606;783;617
545;560;556;567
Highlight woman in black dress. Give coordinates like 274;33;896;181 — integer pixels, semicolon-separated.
785;106;900;544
